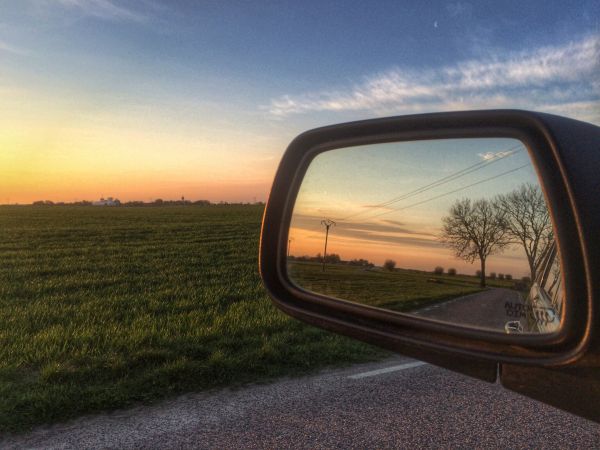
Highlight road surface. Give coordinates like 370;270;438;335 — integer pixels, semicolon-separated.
2;356;599;449
414;288;524;331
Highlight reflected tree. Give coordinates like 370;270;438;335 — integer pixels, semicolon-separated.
383;259;396;271
440;198;509;287
495;183;554;280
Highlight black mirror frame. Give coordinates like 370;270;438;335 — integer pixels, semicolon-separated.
260;110;595;368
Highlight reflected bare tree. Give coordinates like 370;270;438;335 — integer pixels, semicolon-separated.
440;198;509;287
495;183;554;280
383;259;396;271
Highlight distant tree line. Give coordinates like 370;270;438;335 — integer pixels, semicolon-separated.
289;253;375;268
29;199;265;207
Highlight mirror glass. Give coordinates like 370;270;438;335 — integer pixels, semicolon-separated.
287;138;563;334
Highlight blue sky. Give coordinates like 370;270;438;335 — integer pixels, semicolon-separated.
0;0;598;203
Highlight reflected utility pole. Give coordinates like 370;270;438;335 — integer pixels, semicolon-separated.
287;237;294;258
321;219;336;271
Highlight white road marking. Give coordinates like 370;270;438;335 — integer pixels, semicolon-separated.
348;361;428;379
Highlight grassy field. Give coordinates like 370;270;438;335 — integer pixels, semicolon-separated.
0;205;392;434
288;261;515;311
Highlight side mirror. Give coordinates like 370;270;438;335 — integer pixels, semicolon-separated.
260;110;600;421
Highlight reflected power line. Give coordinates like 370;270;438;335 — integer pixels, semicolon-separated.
366;163;530;220
335;144;524;222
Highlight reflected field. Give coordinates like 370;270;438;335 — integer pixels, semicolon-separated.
288;260;517;312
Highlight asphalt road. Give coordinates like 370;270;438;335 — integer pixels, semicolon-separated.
414;288;524;331
3;356;600;449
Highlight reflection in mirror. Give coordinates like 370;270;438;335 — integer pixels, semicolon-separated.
287;138;562;334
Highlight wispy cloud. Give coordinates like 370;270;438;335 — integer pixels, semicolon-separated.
446;1;473;18
382;219;406;227
266;35;600;123
54;0;148;23
0;40;28;55
292;216;441;250
478;150;514;161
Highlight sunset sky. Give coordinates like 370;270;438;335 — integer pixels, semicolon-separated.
0;1;598;204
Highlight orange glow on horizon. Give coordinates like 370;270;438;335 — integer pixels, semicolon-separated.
0;177;271;204
288;226;531;278
0;102;279;204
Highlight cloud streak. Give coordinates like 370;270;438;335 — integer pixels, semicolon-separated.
0;40;28;55
55;0;148;23
266;35;600;122
478;150;513;161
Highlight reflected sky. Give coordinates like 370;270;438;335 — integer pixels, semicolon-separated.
289;138;540;278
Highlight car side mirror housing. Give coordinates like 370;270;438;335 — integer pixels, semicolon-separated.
260;110;600;421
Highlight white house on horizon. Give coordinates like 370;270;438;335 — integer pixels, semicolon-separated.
92;197;120;206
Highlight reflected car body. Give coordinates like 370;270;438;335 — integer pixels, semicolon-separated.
505;320;524;333
523;244;562;333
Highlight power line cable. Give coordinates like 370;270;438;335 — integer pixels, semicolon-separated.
297;163;529;246
366;163;530;220
335;144;524;222
299;144;528;243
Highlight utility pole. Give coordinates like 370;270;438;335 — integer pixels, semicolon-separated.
321;218;336;271
287;237;293;258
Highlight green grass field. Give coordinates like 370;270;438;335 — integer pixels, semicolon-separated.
0;205;392;434
288;261;512;311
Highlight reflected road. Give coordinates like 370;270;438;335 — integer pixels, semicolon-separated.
413;288;525;330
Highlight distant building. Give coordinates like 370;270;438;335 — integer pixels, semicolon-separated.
92;197;120;206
